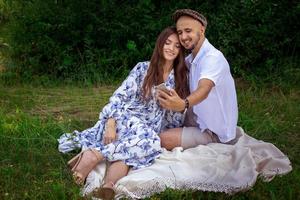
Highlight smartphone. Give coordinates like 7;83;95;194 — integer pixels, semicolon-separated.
155;83;170;93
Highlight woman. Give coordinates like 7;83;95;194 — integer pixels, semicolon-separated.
58;27;189;199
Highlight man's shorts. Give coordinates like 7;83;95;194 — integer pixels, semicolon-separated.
181;108;220;149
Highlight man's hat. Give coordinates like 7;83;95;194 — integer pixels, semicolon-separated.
172;9;207;28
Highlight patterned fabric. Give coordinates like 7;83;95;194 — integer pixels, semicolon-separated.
82;127;292;199
58;61;184;169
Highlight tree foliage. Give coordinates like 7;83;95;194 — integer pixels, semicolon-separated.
1;0;299;83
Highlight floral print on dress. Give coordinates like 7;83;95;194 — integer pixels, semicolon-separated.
58;61;184;169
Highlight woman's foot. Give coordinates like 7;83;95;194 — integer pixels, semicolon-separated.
68;149;103;185
92;182;115;200
92;161;129;199
102;182;114;189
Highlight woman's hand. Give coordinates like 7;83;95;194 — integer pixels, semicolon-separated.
103;118;117;145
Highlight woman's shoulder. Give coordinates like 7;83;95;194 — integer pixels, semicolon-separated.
136;61;150;68
134;61;150;72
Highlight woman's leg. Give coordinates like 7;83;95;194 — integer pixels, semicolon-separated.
69;149;104;185
92;161;129;199
102;161;129;188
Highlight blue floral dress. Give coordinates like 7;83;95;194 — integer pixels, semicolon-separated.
58;61;184;169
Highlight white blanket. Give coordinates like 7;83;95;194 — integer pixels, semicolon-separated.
82;127;292;199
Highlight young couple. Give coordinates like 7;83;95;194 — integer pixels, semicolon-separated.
58;9;238;200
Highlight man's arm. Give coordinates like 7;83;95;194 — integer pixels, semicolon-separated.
157;78;214;111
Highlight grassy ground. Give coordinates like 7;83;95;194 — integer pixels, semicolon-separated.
0;82;299;200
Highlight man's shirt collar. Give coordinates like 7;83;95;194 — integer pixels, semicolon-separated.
186;38;209;65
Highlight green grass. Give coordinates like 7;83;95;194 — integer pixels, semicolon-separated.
0;83;299;200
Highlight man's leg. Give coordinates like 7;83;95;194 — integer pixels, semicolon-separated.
160;127;219;150
159;128;182;150
181;127;219;149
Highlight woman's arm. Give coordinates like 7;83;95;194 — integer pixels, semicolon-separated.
103;118;117;144
99;62;146;120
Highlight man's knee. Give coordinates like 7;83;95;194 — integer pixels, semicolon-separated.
159;128;182;150
159;132;173;149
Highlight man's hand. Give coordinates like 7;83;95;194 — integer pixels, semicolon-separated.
103;118;117;144
156;78;214;112
157;89;185;112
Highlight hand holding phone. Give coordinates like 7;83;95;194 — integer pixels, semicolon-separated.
155;83;170;93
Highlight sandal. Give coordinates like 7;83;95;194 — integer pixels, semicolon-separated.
67;148;102;185
92;182;116;200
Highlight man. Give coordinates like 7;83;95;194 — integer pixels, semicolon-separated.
157;9;238;150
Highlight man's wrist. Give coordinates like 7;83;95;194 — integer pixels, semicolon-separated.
184;98;190;109
180;99;186;112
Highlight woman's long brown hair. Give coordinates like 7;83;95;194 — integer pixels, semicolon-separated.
142;27;189;100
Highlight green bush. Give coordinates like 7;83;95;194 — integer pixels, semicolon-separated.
1;0;299;84
0;0;11;24
206;0;300;77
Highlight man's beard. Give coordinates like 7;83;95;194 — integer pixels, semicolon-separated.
186;32;201;52
187;44;196;51
185;44;195;54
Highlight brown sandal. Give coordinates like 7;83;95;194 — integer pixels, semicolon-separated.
67;148;102;185
92;182;115;200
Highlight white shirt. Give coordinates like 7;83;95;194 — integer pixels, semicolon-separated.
186;38;238;143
